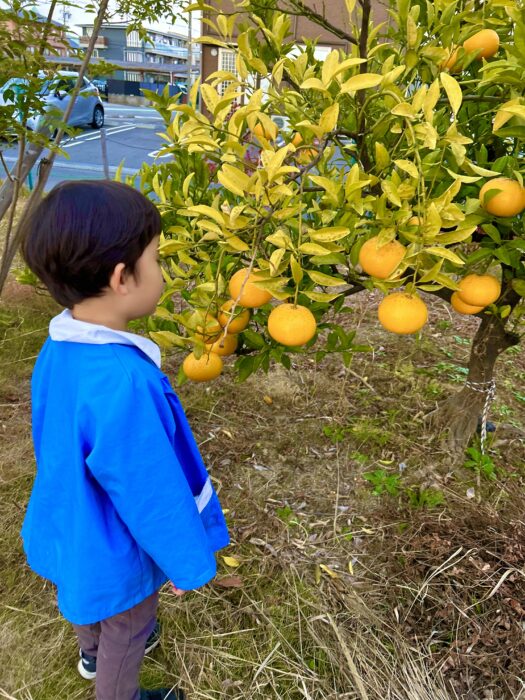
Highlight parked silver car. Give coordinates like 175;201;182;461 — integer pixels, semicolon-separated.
0;71;105;133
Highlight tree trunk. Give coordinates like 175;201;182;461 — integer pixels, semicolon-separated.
430;311;520;454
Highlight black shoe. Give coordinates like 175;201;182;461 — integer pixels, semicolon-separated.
77;620;161;680
139;689;185;700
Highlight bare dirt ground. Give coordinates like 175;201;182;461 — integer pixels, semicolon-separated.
1;278;524;700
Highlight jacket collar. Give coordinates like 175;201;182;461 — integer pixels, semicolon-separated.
49;309;161;368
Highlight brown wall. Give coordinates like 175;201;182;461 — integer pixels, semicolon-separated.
201;0;391;83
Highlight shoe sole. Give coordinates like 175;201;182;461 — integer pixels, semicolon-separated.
77;634;161;681
145;635;160;656
77;657;97;680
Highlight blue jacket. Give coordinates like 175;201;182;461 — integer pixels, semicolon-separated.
21;310;229;625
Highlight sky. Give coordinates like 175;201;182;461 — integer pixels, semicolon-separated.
31;1;196;37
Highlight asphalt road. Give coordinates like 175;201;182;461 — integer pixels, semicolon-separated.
2;104;172;191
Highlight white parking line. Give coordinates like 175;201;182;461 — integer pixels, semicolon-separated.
61;123;134;146
63;125;136;148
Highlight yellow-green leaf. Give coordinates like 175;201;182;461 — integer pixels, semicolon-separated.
300;77;327;91
394;159;419;179
340;73;383;93
222;556;240;568
309;226;350;242
444;168;481;184
319;103;340;134
149;330;186;349
290;255;303;284
423;79;440;122
269;248;286;275
299;242;332;256
307;270;346;287
440;72;462;116
424;246;465;265
319;564;339;578
185;205;225;227
375;142;390;170
217;164;251;196
303;291;342;302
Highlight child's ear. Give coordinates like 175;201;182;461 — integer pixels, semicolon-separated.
109;262;129;295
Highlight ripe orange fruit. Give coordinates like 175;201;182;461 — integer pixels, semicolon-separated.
193;317;223;343
378;292;428;334
441;48;459;71
217;299;251;334
267;303;317;346
253;122;277;141
457;274;501;307
206;333;238;356
450;292;484;315
359;236;406;279
463;29;500;59
228;268;272;308
479;178;525;218
297;146;318;164
183;351;223;382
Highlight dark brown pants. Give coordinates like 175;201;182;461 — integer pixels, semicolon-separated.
72;590;159;700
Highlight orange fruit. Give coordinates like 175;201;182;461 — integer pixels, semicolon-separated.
206;334;238;356
253;122;277;141
217;300;251;334
267;303;317;346
479;178;525;218
463;29;500;59
193;317;223;343
183;351;223;382
292;132;303;147
441;48;460;71
457;274;501;307
297;147;318;164
378;292;428;334
451;292;484;315
228;268;272;308
359;236;406;279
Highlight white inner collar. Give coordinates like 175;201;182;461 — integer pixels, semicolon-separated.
49;309;161;368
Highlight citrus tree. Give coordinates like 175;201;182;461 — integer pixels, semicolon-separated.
135;0;525;453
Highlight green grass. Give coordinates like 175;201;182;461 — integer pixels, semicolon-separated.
1;281;524;699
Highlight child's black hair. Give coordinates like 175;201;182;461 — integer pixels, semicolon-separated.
21;180;162;308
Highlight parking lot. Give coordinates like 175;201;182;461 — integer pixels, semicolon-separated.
1;104;172;190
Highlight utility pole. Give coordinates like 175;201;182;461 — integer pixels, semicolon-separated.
186;8;192;103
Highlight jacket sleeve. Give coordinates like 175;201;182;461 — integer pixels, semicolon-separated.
84;369;217;590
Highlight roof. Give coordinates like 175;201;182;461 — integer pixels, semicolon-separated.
76;21;189;41
21;9;66;29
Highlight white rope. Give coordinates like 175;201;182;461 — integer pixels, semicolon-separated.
465;378;496;454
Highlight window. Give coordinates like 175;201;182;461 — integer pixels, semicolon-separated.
217;48;237;96
127;30;141;47
125;71;141;81
126;51;143;62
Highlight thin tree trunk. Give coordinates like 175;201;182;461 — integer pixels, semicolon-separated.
430;291;520;454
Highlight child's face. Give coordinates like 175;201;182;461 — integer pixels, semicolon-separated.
127;235;165;318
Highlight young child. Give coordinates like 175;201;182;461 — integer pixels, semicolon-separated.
20;180;230;700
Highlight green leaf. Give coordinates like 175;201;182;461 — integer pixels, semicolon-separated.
511;279;525;296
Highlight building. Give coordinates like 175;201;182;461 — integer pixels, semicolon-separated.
77;22;199;84
3;9;74;58
200;0;391;92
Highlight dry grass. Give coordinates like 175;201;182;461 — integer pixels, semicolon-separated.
1;278;524;700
